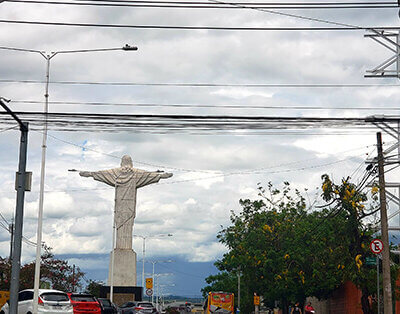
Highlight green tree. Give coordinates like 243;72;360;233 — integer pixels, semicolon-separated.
206;182;349;314
0;246;85;292
321;175;400;314
85;279;105;297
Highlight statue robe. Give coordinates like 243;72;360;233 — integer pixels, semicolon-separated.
90;166;164;249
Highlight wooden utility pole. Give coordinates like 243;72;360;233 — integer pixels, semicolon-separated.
377;132;392;314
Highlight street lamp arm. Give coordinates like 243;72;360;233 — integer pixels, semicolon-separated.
54;45;138;55
0;98;27;131
0;46;43;55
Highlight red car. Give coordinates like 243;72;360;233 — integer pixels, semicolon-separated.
67;293;102;314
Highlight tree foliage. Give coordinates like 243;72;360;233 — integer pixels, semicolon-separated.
0;246;85;292
204;182;349;313
203;177;399;314
85;279;105;297
321;175;399;314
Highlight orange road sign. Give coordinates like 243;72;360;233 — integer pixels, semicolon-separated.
146;278;153;289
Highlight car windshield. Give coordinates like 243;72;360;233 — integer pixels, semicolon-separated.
71;295;96;302
41;293;69;302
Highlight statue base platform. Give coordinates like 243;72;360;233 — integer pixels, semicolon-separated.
100;286;143;306
108;248;137;286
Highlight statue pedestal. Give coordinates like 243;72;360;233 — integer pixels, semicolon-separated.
108;248;137;286
100;286;143;306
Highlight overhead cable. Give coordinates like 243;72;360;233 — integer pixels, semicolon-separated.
1;79;399;87
0;111;398;133
9;100;400;111
0;19;364;30
4;0;399;9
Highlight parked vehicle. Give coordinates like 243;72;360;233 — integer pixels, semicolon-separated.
164;302;191;313
0;289;73;314
191;303;204;313
119;301;158;314
97;298;118;314
68;293;101;314
205;292;234;314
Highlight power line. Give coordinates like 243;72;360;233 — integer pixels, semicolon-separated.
9;100;400;111
1;79;399;88
0;19;368;30
4;0;399;9
0;211;37;247
0;111;397;133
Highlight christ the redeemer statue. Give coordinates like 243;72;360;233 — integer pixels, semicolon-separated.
79;155;172;287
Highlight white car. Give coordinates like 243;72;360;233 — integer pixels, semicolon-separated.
0;289;73;314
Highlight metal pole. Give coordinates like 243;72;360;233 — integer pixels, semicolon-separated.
155;276;158;310
377;132;393;314
9;121;29;314
32;55;51;314
152;262;155;304
377;255;380;314
142;237;146;291
110;221;116;302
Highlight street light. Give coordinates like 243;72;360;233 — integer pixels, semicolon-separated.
133;234;173;295
0;44;138;314
152;272;173;311
148;260;173;304
0;97;29;314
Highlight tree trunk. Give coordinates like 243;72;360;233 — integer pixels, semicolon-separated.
361;288;372;314
281;299;289;314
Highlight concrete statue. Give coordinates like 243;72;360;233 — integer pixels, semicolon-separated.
79;155;173;287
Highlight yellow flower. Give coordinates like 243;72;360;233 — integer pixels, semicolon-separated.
371;186;379;195
284;254;290;260
263;224;272;233
355;254;363;271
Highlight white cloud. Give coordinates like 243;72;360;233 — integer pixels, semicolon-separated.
0;2;398;296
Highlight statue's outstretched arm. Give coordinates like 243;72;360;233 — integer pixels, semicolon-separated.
159;171;173;179
79;171;93;178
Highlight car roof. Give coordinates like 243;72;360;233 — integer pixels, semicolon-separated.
21;289;67;294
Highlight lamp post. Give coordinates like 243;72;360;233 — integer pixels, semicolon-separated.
152;273;173;311
0;44;138;314
134;233;172;294
0;97;29;314
148;260;173;304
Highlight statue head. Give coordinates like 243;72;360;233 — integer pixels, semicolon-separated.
121;155;133;168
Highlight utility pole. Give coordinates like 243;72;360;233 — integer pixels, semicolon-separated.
0;97;29;314
377;132;393;314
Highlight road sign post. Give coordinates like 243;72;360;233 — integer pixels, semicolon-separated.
254;294;260;314
370;239;383;314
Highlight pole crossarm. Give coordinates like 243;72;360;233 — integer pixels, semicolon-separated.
365;29;400;78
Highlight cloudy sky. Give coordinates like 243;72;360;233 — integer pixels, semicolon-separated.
0;0;400;297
